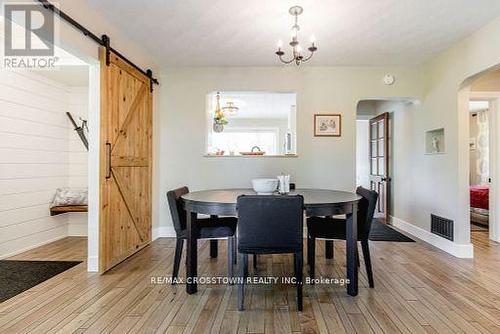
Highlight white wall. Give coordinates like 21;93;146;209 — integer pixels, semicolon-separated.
356;120;370;189
385;16;500;256
0;71;72;258
67;87;89;236
158;66;422;235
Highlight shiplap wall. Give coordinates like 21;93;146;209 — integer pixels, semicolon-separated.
0;71;88;258
67;86;89;236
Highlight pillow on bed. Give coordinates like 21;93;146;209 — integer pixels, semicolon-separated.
50;188;88;208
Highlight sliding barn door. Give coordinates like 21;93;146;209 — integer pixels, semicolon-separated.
369;112;390;221
99;48;152;272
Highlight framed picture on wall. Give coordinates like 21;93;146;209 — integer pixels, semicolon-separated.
314;114;341;137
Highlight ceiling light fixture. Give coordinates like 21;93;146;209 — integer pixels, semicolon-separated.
222;101;239;115
275;6;317;65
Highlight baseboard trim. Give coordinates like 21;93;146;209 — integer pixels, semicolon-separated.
152;226;176;240
390;216;474;258
0;235;67;259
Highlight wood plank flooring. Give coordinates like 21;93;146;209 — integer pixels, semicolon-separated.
0;231;499;333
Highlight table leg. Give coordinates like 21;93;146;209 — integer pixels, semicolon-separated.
325;215;334;259
186;211;198;294
209;215;218;258
209;240;218;258
346;202;358;296
325;240;334;259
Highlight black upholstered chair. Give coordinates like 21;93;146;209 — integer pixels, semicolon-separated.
250;182;296;269
236;195;304;311
167;187;237;284
307;187;378;288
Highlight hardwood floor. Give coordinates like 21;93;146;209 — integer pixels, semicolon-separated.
1;232;499;333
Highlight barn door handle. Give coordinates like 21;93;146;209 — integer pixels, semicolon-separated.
381;177;391;182
105;142;112;179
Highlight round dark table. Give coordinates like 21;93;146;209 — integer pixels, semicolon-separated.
182;189;362;296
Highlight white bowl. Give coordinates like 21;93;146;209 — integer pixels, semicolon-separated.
252;178;279;194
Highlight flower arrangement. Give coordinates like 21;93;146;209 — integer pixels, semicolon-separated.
213;92;228;133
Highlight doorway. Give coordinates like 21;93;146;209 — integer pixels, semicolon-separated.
465;68;500;244
0;34;96;301
356;98;418;223
0;41;91;253
468;100;490;235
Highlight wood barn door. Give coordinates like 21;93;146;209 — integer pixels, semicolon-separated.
99;48;152;272
369;113;390;221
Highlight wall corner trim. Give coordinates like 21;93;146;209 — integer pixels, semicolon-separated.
87;256;98;272
390;216;474;258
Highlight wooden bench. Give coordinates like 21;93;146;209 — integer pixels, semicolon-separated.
50;205;88;216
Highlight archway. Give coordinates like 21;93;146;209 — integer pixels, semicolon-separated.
458;66;500;244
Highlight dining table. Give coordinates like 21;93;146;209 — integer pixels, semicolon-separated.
181;188;362;296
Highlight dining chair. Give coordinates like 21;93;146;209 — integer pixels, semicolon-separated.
167;186;237;284
236;195;304;311
306;187;378;288
252;182;295;270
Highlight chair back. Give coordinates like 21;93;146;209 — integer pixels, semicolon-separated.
236;195;304;254
356;186;379;240
167;186;189;235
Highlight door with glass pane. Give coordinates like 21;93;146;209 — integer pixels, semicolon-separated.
369;113;390;220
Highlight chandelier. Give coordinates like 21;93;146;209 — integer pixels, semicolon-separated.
222;101;239;115
275;6;317;65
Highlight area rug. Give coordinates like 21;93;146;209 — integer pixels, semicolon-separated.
0;260;82;303
369;220;415;242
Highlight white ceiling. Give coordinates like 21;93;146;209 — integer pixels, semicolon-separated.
87;0;500;66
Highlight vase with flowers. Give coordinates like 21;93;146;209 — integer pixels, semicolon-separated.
213;92;228;133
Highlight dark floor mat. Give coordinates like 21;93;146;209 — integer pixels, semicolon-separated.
0;260;82;303
369;220;415;242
